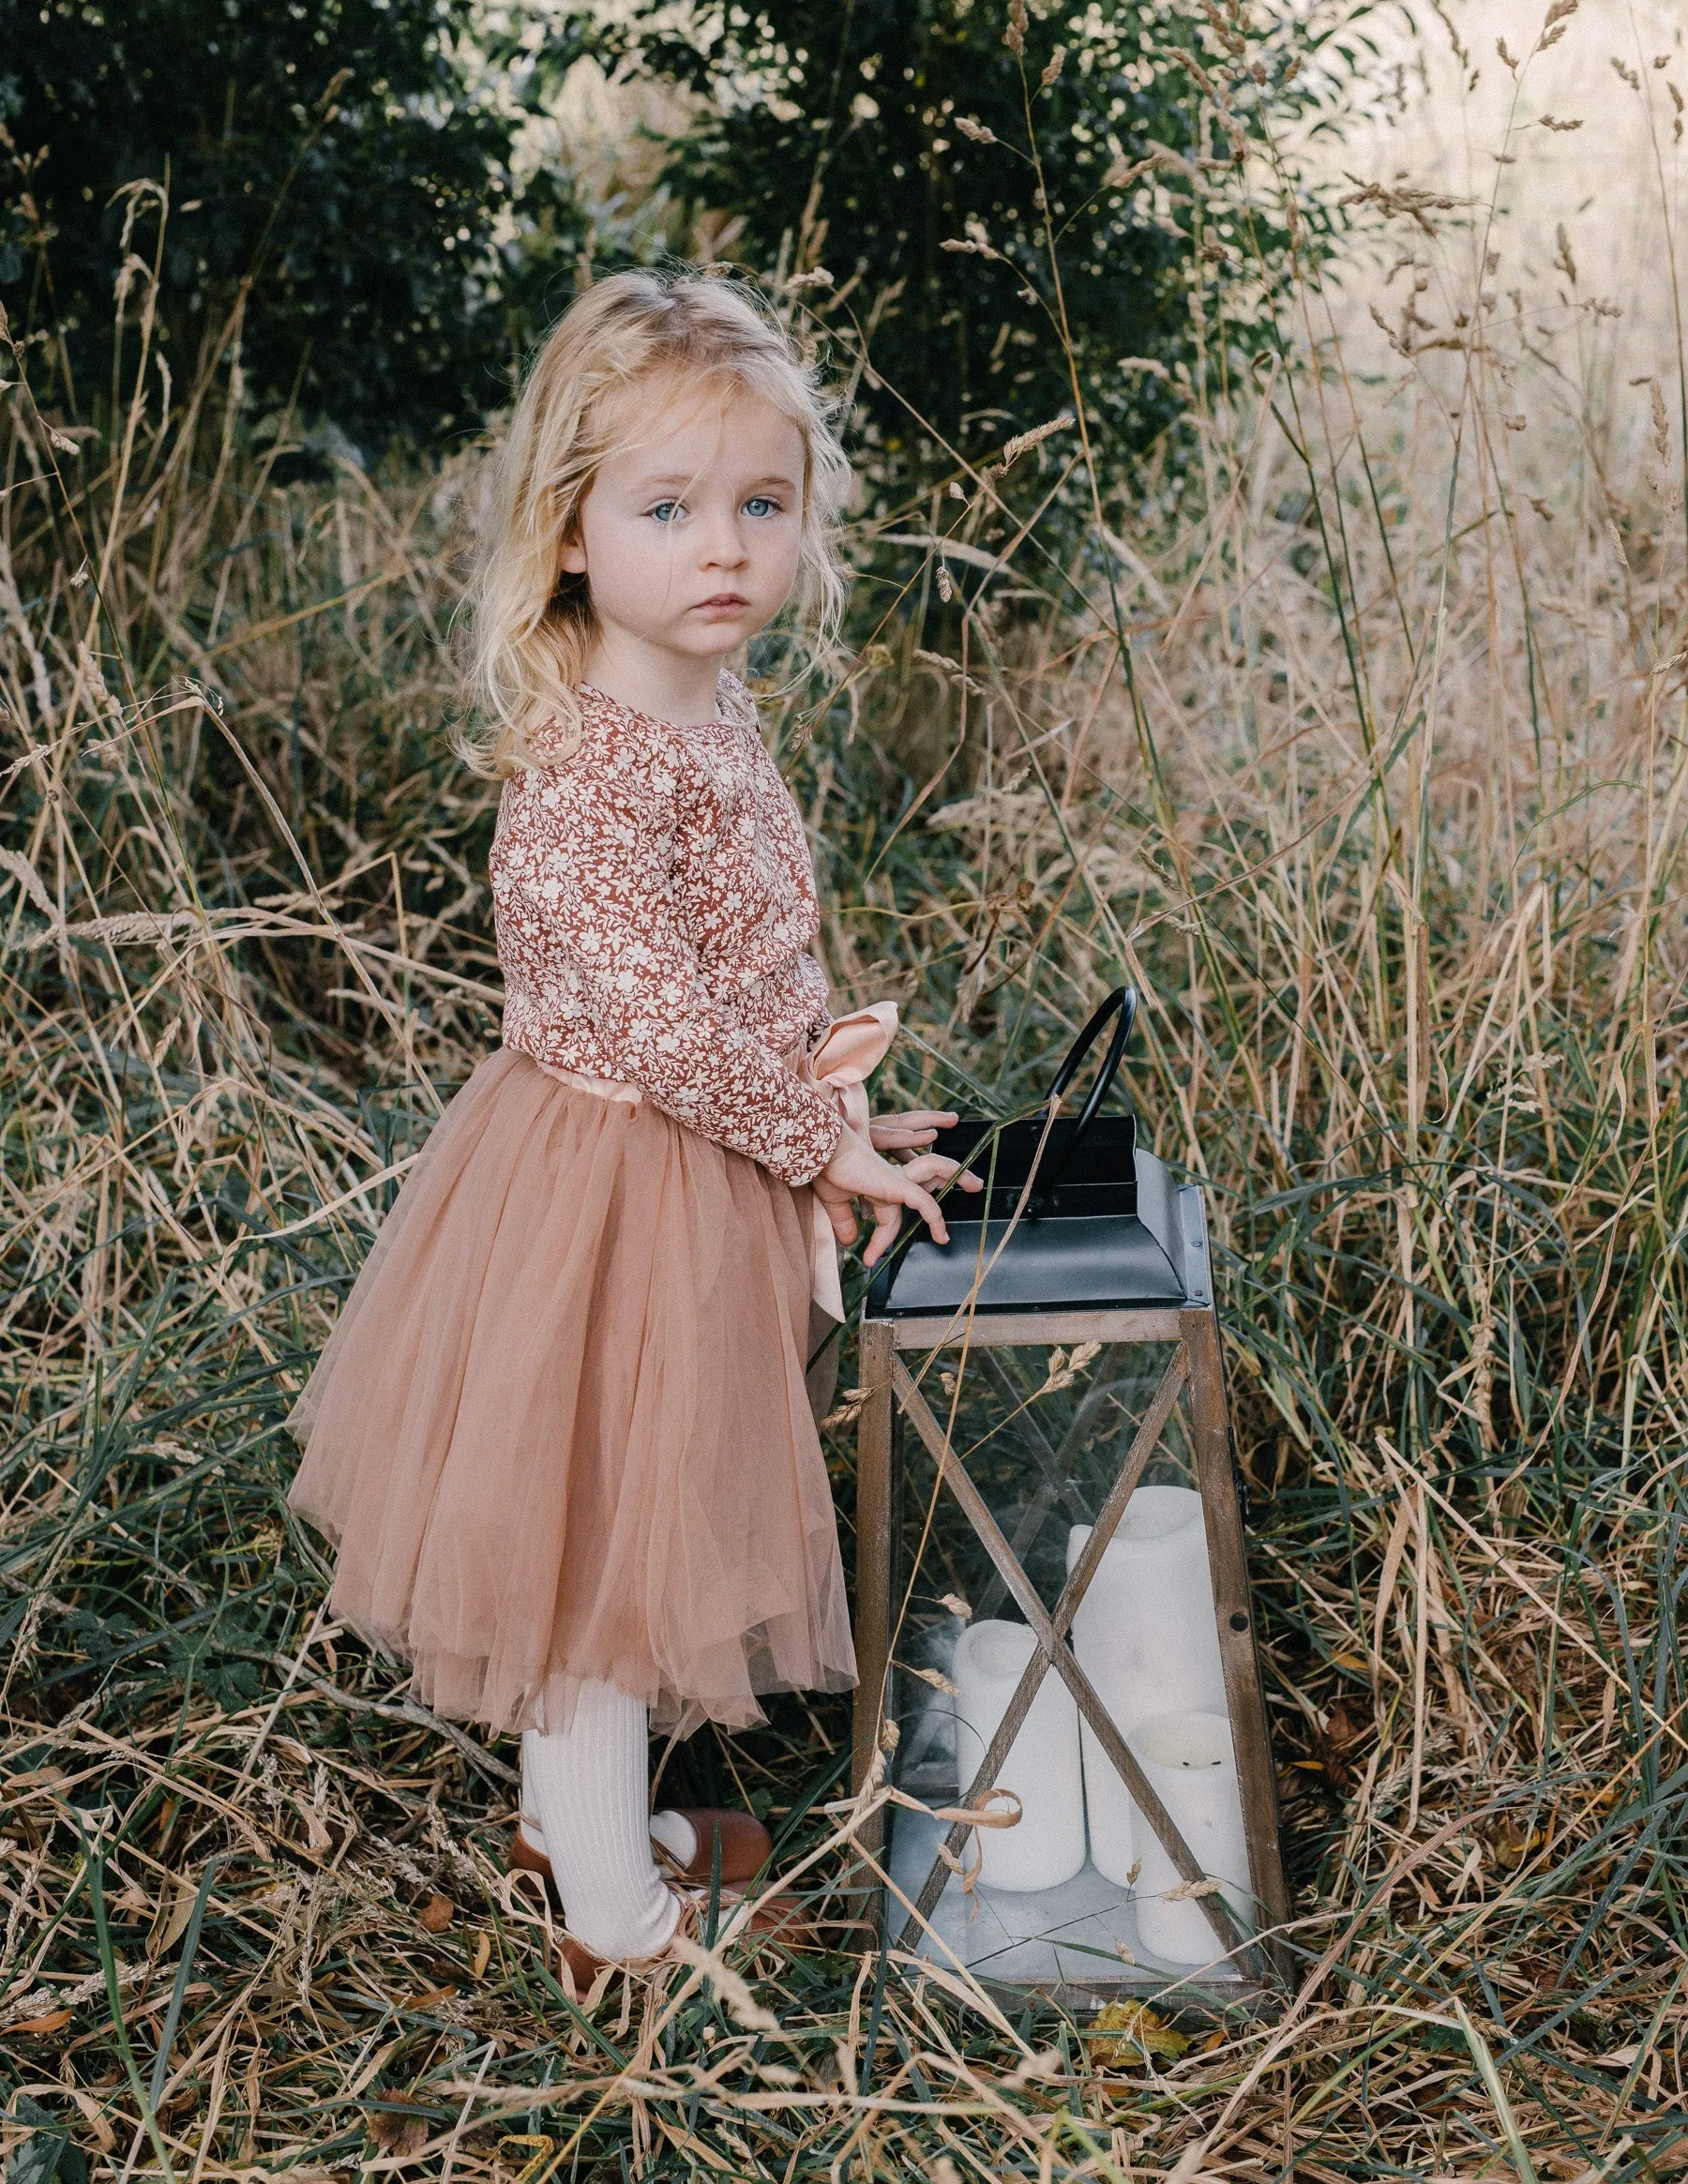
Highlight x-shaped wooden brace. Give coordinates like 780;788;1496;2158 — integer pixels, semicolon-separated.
890;1344;1261;1973
970;1345;1120;1623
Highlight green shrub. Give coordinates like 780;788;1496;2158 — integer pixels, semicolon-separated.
627;0;1316;495
0;0;592;450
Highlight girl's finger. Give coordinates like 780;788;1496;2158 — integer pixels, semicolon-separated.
861;1199;903;1268
899;1154;985;1191
871;1113;957;1144
825;1200;859;1244
906;1178;949;1247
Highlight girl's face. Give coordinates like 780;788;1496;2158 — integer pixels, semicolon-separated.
560;384;806;671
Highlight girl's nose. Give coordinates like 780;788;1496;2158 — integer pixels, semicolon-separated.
698;511;750;568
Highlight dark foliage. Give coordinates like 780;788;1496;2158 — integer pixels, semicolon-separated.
0;0;593;452
625;0;1310;492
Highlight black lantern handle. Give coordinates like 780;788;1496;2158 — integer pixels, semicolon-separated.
1047;985;1137;1126
1029;985;1138;1209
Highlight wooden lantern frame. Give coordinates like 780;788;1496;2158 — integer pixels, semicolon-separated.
851;1273;1291;2010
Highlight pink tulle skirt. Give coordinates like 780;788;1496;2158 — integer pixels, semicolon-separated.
286;1046;855;1737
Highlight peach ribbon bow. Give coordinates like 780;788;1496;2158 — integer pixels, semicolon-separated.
793;1002;899;1322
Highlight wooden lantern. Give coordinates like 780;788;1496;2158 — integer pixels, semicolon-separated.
850;1002;1289;2010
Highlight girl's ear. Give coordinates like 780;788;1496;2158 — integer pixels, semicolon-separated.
558;534;588;576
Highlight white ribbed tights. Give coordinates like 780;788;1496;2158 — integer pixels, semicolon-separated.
519;1680;684;1960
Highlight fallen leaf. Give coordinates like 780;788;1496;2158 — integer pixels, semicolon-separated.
417;1893;454;1933
470;1931;491;1980
68;2090;116;2154
1315;1696;1371;1792
499;2135;555;2184
1088;1999;1191;2066
1489;1817;1545;1871
3;2010;72;2036
368;2103;431;2157
148;1876;198;1957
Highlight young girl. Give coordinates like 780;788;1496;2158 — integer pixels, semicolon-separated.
286;270;971;1972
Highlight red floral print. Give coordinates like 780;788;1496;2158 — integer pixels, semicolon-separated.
490;675;842;1186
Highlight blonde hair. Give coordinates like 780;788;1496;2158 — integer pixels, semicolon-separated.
460;270;852;776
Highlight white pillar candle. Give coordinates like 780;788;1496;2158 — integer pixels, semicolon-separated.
1066;1487;1228;1886
951;1619;1087;1892
1129;1710;1253;1965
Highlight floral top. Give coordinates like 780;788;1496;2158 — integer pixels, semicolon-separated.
490;676;842;1187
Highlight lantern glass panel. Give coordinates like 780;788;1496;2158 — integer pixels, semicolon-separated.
885;1338;1253;1996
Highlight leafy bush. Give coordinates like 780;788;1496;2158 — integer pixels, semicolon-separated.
627;0;1317;492
1;0;1338;491
0;0;591;451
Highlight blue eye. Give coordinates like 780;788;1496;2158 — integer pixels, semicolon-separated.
743;495;781;518
648;500;684;523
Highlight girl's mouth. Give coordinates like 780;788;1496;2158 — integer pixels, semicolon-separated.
695;594;749;614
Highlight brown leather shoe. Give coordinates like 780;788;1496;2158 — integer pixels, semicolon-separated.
510;1807;773;1890
652;1809;775;1884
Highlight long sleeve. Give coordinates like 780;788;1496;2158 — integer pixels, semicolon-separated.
492;726;843;1187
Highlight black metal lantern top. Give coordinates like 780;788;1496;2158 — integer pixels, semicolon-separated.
868;987;1212;1317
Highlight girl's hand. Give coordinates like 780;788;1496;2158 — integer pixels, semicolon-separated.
869;1109;962;1155
816;1129;953;1268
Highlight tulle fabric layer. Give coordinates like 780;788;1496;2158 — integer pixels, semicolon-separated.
286;1046;855;1738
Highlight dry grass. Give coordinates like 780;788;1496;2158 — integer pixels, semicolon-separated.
4;46;1688;2183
